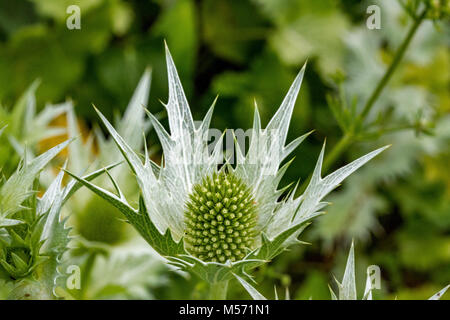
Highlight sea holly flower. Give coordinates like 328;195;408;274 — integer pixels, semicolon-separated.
0;129;117;299
66;44;389;298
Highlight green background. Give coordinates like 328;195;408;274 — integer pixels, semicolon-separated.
0;0;449;299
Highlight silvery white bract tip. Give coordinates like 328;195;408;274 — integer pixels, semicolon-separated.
239;241;449;300
329;241;358;300
428;285;449;300
66;44;388;285
329;242;449;301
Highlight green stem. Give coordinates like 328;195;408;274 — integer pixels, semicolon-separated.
209;280;229;300
298;8;428;193
357;8;428;122
323;133;353;173
321;8;428;175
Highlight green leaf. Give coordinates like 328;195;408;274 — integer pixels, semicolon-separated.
133;195;185;257
63;169;184;258
249;219;312;264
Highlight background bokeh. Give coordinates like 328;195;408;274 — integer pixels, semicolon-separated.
0;0;449;299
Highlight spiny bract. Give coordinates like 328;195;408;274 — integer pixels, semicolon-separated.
67;43;389;285
184;172;257;262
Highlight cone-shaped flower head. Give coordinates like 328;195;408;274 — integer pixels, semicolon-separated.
185;172;257;262
66;43;389;284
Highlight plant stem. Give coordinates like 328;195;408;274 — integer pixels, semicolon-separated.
323;133;353;173
357;8;428;122
298;8;428;193
209;280;229;300
323;8;428;172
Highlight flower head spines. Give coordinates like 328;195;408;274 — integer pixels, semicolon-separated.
184;172;257;262
69;44;389;285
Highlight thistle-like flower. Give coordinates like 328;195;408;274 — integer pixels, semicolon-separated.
67;44;389;297
0;132;111;299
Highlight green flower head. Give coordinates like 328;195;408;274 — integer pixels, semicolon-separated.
185;171;257;262
67;43;388;286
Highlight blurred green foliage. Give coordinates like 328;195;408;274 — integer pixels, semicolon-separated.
0;0;448;299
